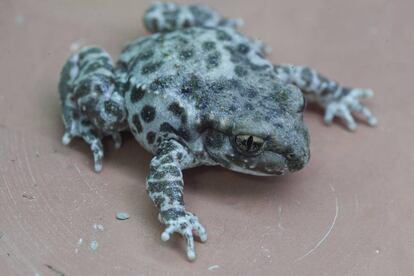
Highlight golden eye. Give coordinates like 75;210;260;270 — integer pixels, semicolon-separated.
234;135;264;154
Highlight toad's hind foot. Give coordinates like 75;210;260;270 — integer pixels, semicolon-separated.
324;88;378;131
274;64;378;131
59;46;128;172
62;132;74;145
61;125;105;172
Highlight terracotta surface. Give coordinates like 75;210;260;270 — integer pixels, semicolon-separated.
0;0;413;275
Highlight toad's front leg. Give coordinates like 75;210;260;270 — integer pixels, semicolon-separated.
146;140;207;261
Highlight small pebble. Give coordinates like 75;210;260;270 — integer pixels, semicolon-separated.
116;212;130;220
90;240;99;251
93;224;104;232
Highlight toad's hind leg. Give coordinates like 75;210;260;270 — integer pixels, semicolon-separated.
143;2;242;33
274;64;378;131
59;47;127;172
82;130;104;172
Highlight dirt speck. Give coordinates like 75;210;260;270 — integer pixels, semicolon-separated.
44;264;65;276
22;193;36;200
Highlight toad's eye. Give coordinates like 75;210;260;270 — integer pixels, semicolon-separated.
234;135;264;155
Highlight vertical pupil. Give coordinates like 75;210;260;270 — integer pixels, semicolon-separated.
246;136;253;151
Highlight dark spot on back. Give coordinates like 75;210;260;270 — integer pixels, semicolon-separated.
138;49;154;61
229;105;237;112
202;41;216;51
216;30;232;41
168;102;187;124
247;89;258;98
234;65;248;77
147;132;156;144
130;85;146;103
207;51;221;68
179;48;194;60
238;44;250;54
208;81;225;94
141;105;156;123
244;103;254;111
132;114;143;133
190;74;202;89
149;76;174;91
180;83;192;95
142;61;163;75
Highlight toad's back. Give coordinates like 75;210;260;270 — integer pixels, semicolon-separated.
118;26;281;153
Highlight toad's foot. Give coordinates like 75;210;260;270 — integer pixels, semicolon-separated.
61;127;104;173
158;208;207;261
273;64;378;131
324;88;378;131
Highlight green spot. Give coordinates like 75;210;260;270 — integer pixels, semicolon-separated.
116;212;130;220
90;240;99;251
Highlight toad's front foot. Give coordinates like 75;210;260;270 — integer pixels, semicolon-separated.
158;208;207;261
324;88;378;131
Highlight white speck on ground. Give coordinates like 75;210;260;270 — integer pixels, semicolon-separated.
116;212;130;220
75;238;83;253
93;224;104;232
260;245;271;258
70;40;82;52
208;265;219;271
90;240;99;251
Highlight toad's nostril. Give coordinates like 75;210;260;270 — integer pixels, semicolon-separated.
286;149;310;172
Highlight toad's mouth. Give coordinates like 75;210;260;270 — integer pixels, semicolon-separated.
220;151;289;176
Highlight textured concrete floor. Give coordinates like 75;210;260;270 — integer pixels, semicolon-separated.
0;0;413;275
